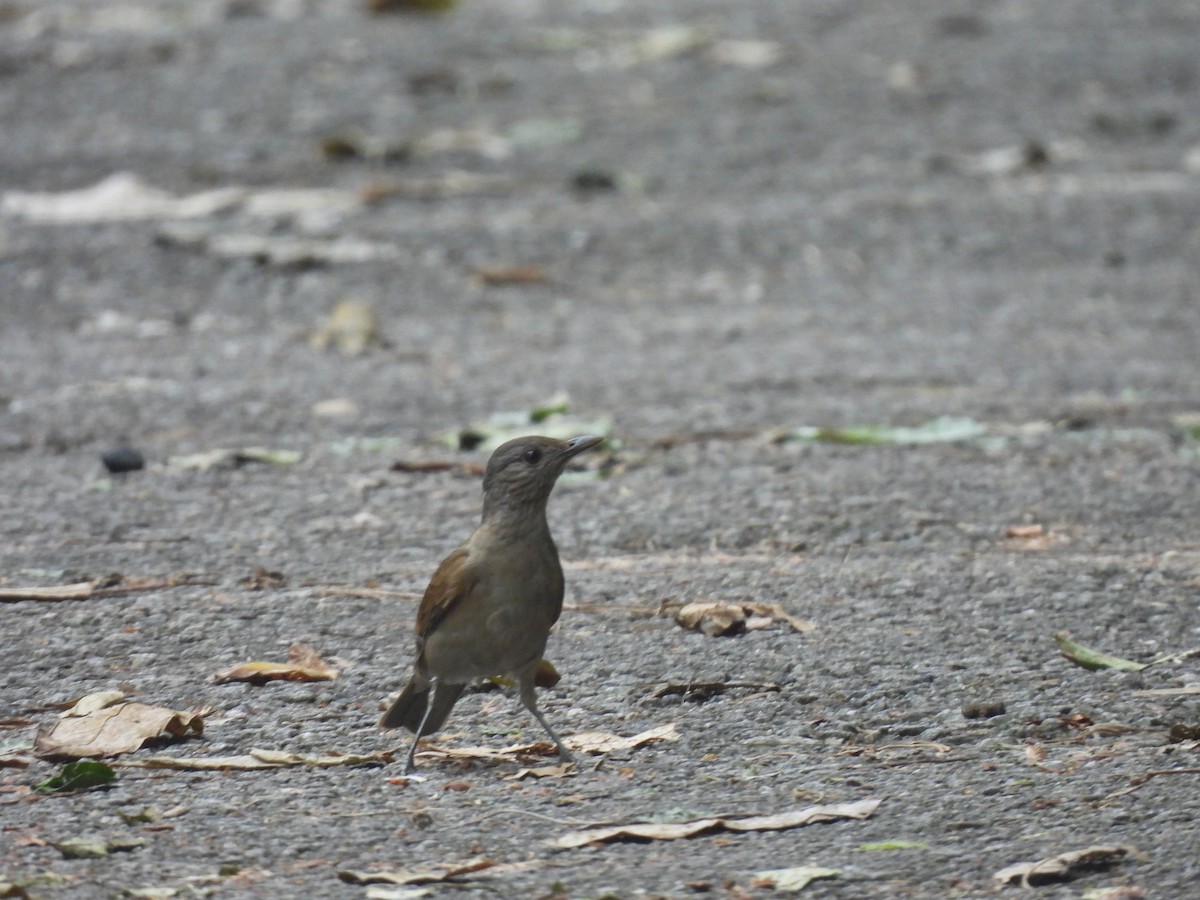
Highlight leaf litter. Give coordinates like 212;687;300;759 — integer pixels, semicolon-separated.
994;845;1142;887
663;598;815;636
213;642;339;684
548;798;882;848
751;865;840;892
35;692;204;760
338;858;540;887
412;724;678;766
120;749;393;771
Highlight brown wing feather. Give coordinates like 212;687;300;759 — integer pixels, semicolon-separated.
414;546;475;639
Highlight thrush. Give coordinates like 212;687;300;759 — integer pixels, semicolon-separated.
381;433;602;772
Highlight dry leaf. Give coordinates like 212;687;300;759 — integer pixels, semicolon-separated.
338;858;539;886
750;603;816;633
470;265;548;287
533;658;561;689
166;447;302;471
651;681;780;700
67;690;128;716
706;39;783;69
121;748;393;770
1024;743;1051;769
54;835;145;859
752;865;840;892
416;741;559;763
390;460;462;474
310;299;382;356
548;798;881;849
1;172;242;223
1133;685;1200;697
666;599;813;636
1003;522;1062;550
213;643;338;684
415;725;677;764
673;601;747;636
1081;888;1147;900
0;583;96;602
511;764;574;780
35;694;204;760
241;566;286;590
994;845;1138;886
566;724;679;754
1004;524;1045;538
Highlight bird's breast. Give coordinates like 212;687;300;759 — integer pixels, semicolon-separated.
421;528;565;682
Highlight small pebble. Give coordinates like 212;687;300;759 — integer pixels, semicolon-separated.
102;447;145;474
962;700;1007;720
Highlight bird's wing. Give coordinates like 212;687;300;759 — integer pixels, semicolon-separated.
415;546;476;639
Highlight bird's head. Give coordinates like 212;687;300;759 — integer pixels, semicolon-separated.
481;434;603;519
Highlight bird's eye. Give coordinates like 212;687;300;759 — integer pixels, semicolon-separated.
522;447;542;465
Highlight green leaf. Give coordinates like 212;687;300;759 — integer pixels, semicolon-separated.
506;118;583;149
859;839;929;851
802;416;987;445
754;866;840;892
35;760;118;794
1055;633;1148;671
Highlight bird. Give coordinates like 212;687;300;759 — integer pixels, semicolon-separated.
381;433;603;772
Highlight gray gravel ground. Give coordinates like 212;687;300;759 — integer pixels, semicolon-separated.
2;0;1200;897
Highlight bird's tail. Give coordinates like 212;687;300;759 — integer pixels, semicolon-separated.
380;680;465;735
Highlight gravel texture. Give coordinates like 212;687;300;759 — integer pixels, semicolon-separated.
2;1;1200;897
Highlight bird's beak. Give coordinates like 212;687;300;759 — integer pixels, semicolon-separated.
563;434;604;458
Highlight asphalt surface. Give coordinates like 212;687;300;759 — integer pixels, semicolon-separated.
2;0;1200;897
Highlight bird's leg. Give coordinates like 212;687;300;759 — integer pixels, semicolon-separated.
404;683;438;774
518;673;574;763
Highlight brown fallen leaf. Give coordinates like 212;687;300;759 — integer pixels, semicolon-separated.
121;748;393;771
533;658;562;689
1168;724;1200;743
338;857;540;886
367;0;461;14
1003;523;1063;550
470;264;548;287
567;724;680;754
213;642;338;684
389;460;485;477
743;602;816;633
752;865;840;892
312;586;423;601
35;692;204;760
66;690;128;716
651;681;780;700
511;763;575;780
994;845;1139;887
663;598;813;636
673;601;747;636
1004;524;1045;538
416;741;560;763
0;583;95;602
241;566;286;590
414;725;677;764
1132;685;1200;697
548;798;882;849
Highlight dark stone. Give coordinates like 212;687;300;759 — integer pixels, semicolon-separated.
102;447;145;474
